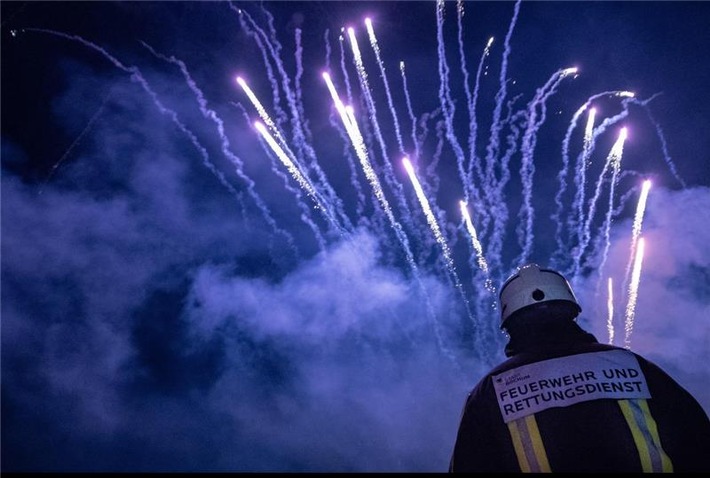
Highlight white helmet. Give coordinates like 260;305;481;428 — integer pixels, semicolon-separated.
498;263;581;328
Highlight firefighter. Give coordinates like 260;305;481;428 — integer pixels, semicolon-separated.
449;263;710;473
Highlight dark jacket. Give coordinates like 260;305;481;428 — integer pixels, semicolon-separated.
449;323;710;472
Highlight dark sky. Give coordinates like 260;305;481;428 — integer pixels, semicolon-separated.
2;0;709;472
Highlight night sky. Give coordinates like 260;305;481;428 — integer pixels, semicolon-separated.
2;0;709;472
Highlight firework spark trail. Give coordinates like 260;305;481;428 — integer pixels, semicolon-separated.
294;28;306;126
244;112;327;251
483;0;522;197
24;28;300;261
338;28;380;222
237;8;353;234
338;34;354;104
326;31;371;219
403;157;456;273
418;114;446;210
572;107;597;265
345;26;420;241
615;174;647;205
514;67;578;266
323;73;420;277
621;179;652;308
435;0;482;208
572;127;627;280
325;76;369;220
332;112;368;220
460;201;491;283
292;27;322;191
624;237;646;349
550;91;633;271
460;198;497;354
322;73;355;138
346;26;384;155
583;107;597;154
637;101;686;188
400;62;421;162
257;2;281;57
39;85;116;195
418;108;440;179
323;28;332;71
586;173;643;283
455;0;474;191
607;277;615;345
365;18;406;156
324;30;366;222
324;37;368;219
596;127;628;281
236;102;307;201
236;76;285;143
356;106;400;250
465;36;495;195
237;77;319;199
404;157;483;354
254;121;346;244
401;118;444;262
254;122;316;202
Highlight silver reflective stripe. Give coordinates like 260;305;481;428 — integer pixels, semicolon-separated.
507;414;551;472
618;399;673;472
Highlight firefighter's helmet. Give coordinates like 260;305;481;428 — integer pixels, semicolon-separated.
498;263;581;328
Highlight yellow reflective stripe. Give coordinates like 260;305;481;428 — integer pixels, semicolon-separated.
524;415;551;472
507;415;551;472
638;399;674;472
507;419;532;472
619;399;653;471
619;399;673;472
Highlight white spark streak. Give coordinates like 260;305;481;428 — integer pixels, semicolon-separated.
631;180;652;243
404;157;455;272
583;107;596;156
254;121;319;204
607;276;615;345
622;179;652;332
624;237;646;349
460;200;489;276
236;76;280;138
